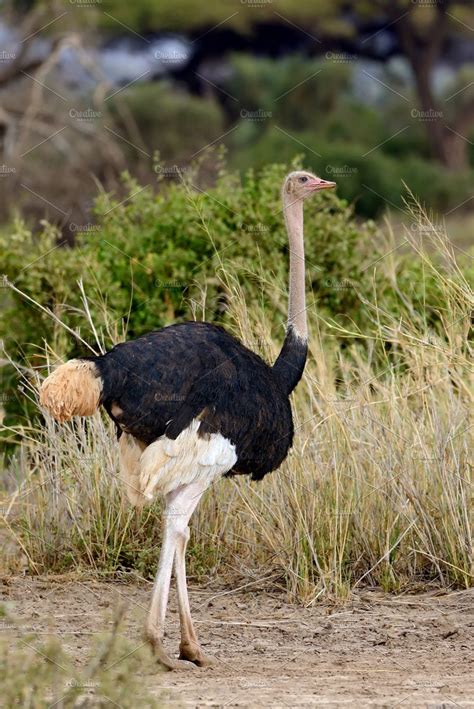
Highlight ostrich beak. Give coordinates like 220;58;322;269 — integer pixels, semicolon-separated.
310;179;336;191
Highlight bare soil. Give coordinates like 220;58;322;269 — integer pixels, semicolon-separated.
1;576;473;708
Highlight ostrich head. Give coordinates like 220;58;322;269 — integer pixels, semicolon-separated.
283;170;336;201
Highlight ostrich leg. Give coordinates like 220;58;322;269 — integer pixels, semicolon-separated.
146;481;208;670
174;487;215;666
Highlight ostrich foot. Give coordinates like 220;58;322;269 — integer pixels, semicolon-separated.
145;631;196;671
156;648;197;671
179;640;215;667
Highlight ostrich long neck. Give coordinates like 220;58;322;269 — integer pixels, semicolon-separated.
272;192;309;395
284;195;307;340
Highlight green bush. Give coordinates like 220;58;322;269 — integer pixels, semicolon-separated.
0;158;373;345
230;131;474;217
225;54;351;132
108;82;225;164
322;99;432;160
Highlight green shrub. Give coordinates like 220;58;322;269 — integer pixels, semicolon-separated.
108;82;225;164
225;54;351;132
0;158;375;354
230;131;474;217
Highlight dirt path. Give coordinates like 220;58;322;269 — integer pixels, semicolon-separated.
1;576;473;707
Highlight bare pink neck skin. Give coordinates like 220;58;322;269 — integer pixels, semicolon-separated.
282;193;307;342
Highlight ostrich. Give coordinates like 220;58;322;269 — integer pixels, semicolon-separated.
39;170;336;670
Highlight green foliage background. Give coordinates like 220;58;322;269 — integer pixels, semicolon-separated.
109;56;474;220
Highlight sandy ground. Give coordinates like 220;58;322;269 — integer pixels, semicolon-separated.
1;576;473;708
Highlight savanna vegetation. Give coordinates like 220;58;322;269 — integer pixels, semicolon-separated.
0;604;159;708
1;161;472;601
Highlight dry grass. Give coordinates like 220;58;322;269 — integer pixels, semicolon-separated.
1;203;472;602
0;604;159;708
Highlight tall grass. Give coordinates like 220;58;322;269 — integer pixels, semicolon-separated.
1;203;472;601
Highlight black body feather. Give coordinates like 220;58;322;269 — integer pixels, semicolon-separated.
94;321;307;481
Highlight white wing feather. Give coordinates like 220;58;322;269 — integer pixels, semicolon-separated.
136;418;237;501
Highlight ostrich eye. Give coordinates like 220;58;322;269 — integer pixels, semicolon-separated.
298;176;308;183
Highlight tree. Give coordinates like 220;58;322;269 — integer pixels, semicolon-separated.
385;0;474;170
5;0;474;170
282;0;474;170
101;0;474;170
